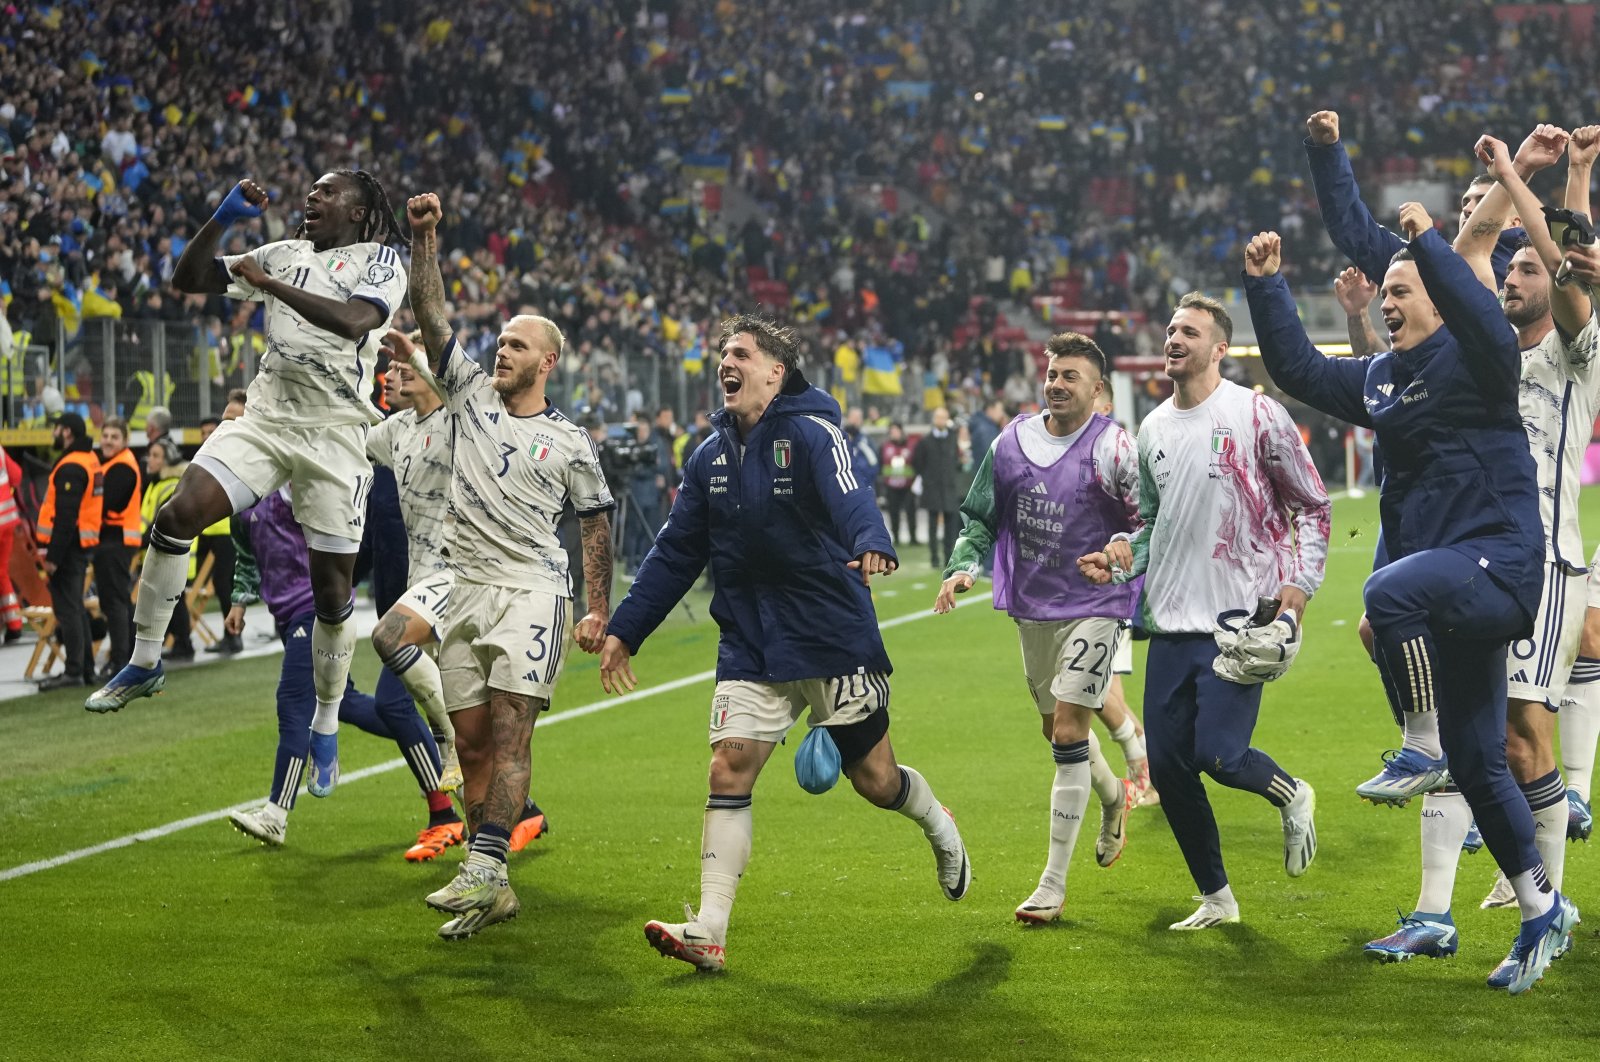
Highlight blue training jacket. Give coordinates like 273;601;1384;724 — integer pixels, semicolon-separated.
1245;227;1542;633
608;369;896;682
1305;138;1525;290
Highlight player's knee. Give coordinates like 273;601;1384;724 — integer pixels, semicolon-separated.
1358;613;1375;661
1050;706;1092;744
708;744;758;792
1193;738;1247;783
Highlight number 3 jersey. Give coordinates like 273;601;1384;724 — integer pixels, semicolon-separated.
438;335;613;595
223;239;408;426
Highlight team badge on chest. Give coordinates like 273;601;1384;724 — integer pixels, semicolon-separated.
773;439;792;469
530;434;555;462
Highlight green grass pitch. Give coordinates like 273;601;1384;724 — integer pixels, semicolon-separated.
4;490;1599;1061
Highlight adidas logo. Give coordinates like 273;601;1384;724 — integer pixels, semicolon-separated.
293;629;308;639
1029;482;1048;495
712;453;727;466
1511;670;1529;684
1377;383;1394;397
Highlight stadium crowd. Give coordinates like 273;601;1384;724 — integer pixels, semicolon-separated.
5;0;1600;423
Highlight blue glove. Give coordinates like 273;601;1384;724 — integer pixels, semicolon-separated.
211;183;264;228
795;726;841;795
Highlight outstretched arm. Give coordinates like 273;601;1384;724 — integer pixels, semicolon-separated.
1243;232;1373;425
226;255;386;341
1406;218;1521;402
405;193;451;373
1334;266;1383;358
1304;112;1406;286
173;181;267;294
1476;132;1591;336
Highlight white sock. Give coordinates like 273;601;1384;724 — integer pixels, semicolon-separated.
398;649;453;740
260;801;289;825
1509;867;1557;921
1561;678;1600;802
1087;731;1123;808
1040;765;1090;896
698;799;752;937
1401;711;1443;760
1415;790;1471;915
1108;715;1145;765
311;610;356;735
130;544;193;668
1532;796;1568;892
1204;883;1237;910
892;765;948;836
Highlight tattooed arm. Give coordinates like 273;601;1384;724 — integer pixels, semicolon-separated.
404;192;452;373
574;512;613;652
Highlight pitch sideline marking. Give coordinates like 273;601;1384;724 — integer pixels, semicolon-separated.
0;591;993;883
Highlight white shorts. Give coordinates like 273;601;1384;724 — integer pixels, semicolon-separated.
709;672;890;745
1113;624;1134;675
395;567;454;638
1016;616;1122;713
438;580;570;711
1587;543;1600;610
193;414;372;549
1508;562;1587;710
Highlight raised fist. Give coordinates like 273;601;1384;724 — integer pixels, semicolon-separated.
1512;123;1569;174
1244;231;1282;278
1398;202;1434;240
1307;111;1340;146
1570;125;1600;168
406;192;442;233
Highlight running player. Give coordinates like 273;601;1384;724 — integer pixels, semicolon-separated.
366;352;551;861
1080;292;1328;931
600;314;969;973
933;332;1143;924
401;193;613;940
87;171;410;808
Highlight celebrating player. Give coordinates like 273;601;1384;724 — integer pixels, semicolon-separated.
402;193;613;940
1080;293;1328;932
600;314;970;973
1359;128;1599;960
86;171;410;806
1243;203;1580;992
933;332;1145;924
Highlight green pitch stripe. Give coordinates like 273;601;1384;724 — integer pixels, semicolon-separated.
0;590;994;883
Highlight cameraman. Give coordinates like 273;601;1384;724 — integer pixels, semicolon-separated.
623;412;671;574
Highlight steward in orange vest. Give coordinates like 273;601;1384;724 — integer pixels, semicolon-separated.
37;412;102;690
94;417;142;676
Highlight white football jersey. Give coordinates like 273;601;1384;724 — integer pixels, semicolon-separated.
367;405;452;582
222;239;407;426
439;336;613;594
1519;314;1600;570
1128;380;1330;635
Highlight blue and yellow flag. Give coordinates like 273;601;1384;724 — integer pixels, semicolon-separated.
660;87;692;106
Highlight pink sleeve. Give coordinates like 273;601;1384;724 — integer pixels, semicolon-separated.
1256;397;1331;596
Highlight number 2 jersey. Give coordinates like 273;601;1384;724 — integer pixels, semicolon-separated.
366;405;452;583
222;239;407;426
438;335;613;595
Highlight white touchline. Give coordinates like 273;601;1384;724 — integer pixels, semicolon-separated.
0;590;995;884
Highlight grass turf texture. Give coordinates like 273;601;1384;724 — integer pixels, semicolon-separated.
4;490;1599;1061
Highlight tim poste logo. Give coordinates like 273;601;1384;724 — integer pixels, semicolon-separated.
772;439;792;469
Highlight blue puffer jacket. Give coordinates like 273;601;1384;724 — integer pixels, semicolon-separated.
608;369;896;682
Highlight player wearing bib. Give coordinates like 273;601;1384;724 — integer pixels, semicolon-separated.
934;333;1145;924
1247;154;1579;993
403;194;614;940
87;171;410;804
1359;130;1600;962
600;314;969;973
1082;293;1328;933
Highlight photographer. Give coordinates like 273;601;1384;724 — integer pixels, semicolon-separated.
587;413;670;576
